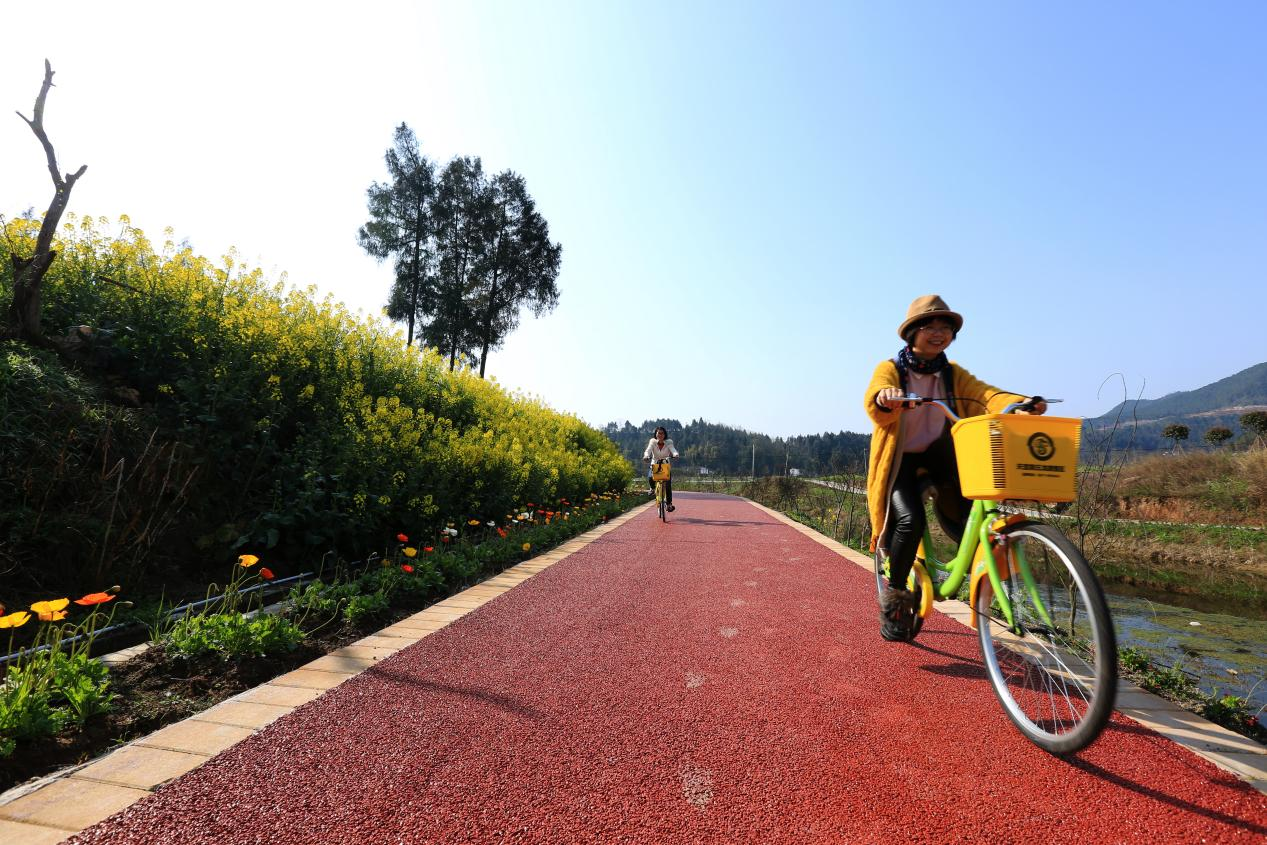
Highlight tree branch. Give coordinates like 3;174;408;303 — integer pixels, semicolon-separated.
7;60;87;344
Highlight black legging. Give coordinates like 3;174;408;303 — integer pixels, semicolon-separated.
884;434;968;590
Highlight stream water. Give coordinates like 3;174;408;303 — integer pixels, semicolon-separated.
1106;589;1267;717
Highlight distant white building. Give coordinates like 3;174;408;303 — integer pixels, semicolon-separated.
788;468;802;477
698;467;713;475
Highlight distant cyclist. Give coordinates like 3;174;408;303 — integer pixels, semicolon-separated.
643;426;679;512
864;295;1045;641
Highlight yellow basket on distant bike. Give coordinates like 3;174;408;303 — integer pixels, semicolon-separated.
651;461;672;482
950;414;1081;502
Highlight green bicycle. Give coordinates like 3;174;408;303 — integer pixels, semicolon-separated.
873;395;1118;754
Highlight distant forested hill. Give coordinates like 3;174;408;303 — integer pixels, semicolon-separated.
1084;361;1267;453
602;419;868;476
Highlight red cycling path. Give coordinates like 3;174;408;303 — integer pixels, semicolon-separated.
68;492;1266;844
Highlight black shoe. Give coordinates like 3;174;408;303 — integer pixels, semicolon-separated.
666;504;675;512
879;587;917;642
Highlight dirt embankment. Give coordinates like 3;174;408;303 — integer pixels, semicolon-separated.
1088;532;1267;578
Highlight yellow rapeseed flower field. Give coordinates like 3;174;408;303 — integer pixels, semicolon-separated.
1;214;631;565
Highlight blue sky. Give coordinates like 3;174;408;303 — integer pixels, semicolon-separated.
3;2;1265;436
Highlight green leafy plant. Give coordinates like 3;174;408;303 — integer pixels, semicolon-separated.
1203;692;1249;725
49;651;116;727
163;612;303;660
342;592;391;627
0;668;64;756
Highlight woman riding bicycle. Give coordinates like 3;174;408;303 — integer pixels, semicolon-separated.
864;295;1046;641
643;426;679;512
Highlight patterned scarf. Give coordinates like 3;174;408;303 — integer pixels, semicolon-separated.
896;345;948;377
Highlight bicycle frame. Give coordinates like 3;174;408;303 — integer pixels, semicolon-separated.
899;398;1063;634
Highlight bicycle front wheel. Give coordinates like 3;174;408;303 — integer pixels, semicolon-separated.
974;521;1117;754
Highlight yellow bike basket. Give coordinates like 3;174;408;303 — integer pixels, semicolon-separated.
651;461;672;482
950;414;1081;502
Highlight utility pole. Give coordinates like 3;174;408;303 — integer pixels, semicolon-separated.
751;442;755;479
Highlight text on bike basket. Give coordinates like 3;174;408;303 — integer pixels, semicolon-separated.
950;414;1081;502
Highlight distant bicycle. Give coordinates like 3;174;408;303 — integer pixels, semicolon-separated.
874;394;1117;754
650;458;673;522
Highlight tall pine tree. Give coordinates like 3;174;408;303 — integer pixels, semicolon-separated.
358;123;436;347
471;171;562;377
359;128;563;374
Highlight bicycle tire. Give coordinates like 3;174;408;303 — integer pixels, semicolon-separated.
974;521;1117;754
657;481;667;522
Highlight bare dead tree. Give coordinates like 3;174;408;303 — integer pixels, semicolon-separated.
5;60;87;345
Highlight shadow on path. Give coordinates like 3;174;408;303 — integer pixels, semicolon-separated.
367;665;546;720
1068;753;1267;836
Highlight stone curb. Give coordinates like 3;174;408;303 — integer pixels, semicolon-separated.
0;502;654;843
741;496;1267;797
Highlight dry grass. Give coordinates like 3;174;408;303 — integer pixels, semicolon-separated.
1105;448;1267;526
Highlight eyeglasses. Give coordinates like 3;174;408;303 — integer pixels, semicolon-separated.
917;323;954;335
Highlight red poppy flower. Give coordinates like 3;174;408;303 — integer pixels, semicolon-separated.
396;533;409;543
497;528;508;538
424;546;434;553
260;567;276;580
74;592;117;606
441;536;450;543
401;564;414;573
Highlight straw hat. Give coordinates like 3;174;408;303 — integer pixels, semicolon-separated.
898;294;963;341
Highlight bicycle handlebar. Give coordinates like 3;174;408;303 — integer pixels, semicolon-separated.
897;394;1060;422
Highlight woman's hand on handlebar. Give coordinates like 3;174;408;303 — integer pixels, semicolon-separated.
875;387;908;410
1017;396;1048;415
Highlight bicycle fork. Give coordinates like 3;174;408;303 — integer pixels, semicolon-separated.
975;522;1059;635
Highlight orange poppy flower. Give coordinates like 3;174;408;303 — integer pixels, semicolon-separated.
238;554;260;568
74;592;116;606
260;567;276;580
467;519;481;526
37;609;68;622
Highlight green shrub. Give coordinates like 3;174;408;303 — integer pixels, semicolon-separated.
0;669;64;756
163;611;304;659
343;592;391;627
49;651;116;728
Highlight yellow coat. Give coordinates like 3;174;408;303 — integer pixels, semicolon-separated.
864;360;1024;551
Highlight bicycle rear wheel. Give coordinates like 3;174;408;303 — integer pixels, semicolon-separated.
657;481;667;522
974;521;1117;754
